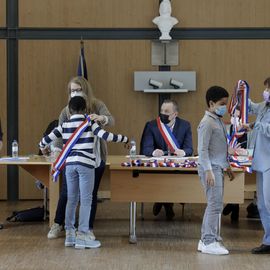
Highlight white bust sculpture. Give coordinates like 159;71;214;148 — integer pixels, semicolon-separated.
152;0;178;40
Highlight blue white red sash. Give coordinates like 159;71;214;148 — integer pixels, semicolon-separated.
51;115;91;182
229;155;252;173
156;117;180;153
228;80;249;147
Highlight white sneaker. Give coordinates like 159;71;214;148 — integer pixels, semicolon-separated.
89;230;96;240
201;241;229;255
47;223;64;239
197;240;203;252
75;232;101;249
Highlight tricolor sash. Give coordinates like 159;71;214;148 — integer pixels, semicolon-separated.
228;80;249;147
51;115;91;182
156;117;180;153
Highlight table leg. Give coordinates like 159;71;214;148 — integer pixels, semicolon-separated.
129;201;137;244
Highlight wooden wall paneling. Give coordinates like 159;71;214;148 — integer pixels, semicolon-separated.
18;40;157;198
19;0;157;28
0;0;5;27
173;0;270;28
0;41;7;199
172;40;270;152
19;0;270;28
18;39;270;198
18;40;79;199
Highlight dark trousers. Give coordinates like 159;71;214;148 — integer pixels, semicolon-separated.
54;160;106;229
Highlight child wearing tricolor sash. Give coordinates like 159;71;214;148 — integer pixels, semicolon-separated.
39;96;128;249
197;86;234;255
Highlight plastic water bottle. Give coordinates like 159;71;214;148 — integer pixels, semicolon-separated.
129;140;136;163
12;140;18;158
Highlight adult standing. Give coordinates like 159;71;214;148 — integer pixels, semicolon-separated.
242;77;270;254
47;76;114;240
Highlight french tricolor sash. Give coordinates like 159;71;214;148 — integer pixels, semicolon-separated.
156;117;180;153
228;80;249;147
51;115;91;182
229;155;252;173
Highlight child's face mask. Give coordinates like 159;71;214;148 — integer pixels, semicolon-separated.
214;105;227;117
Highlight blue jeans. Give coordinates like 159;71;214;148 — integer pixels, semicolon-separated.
54;161;105;229
198;165;224;245
65;164;94;233
256;169;270;245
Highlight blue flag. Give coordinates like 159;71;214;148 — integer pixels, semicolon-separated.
77;40;88;80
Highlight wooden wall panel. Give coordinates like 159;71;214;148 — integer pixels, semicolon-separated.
19;0;157;28
174;0;270;27
19;39;270;198
0;41;7;199
18;40;157;199
0;0;5;27
20;0;270;28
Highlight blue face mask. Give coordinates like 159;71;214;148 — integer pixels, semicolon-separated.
215;105;227;117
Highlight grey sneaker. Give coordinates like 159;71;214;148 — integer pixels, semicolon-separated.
65;230;76;247
47;223;64;239
75;232;101;249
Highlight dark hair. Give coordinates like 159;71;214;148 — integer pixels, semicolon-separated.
206;86;229;107
264;77;270;87
68;96;86;114
162;99;179;112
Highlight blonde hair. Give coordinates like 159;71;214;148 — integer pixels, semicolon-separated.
67;76;96;113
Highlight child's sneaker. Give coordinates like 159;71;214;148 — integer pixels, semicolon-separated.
201;241;229;255
65;230;76;247
197;240;203;252
75;231;101;249
47;223;64;239
89;230;96;240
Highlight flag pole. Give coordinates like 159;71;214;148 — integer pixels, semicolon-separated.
80;36;84;48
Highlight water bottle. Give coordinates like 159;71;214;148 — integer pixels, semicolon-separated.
129;139;136;164
12;140;18;158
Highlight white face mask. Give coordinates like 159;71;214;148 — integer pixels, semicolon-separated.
70;91;84;98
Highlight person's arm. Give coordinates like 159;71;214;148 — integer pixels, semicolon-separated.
90;121;128;143
39;125;63;151
52;107;68;150
90;100;115;127
180;122;193;157
253;121;270;138
198;121;213;171
140;122;160;157
248;99;262;115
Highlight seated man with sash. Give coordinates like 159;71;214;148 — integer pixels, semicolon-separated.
140;99;193;220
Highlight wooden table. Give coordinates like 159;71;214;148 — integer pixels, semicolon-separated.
0;155;58;226
109;157;245;243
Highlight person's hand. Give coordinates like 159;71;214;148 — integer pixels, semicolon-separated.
124;142;130;150
240;122;255;132
152;149;164;157
226;167;235;181
40;146;50;156
0;140;2;151
89;114;105;123
206;170;215;186
174;149;186;157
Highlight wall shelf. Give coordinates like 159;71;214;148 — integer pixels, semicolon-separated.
143;89;188;93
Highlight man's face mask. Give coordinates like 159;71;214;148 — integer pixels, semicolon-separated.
159;113;170;124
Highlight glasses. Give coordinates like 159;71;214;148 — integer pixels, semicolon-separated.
71;88;82;93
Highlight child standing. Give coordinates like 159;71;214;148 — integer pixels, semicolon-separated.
197;86;234;255
39;96;128;249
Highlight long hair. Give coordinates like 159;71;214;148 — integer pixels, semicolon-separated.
67;76;96;113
